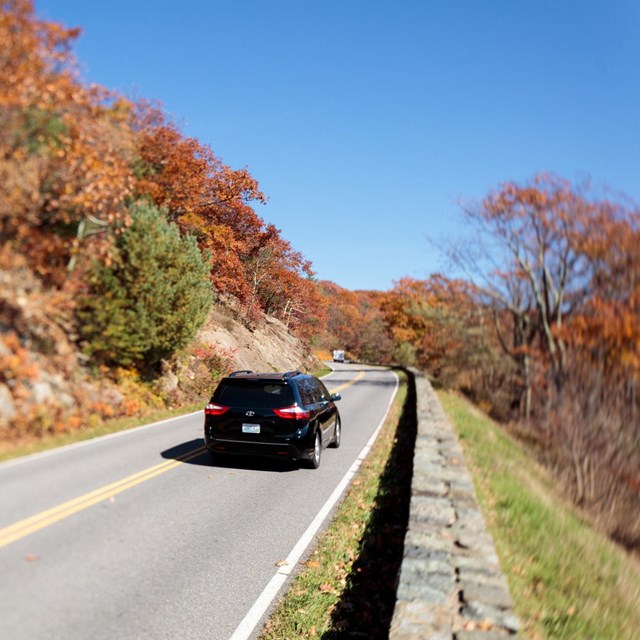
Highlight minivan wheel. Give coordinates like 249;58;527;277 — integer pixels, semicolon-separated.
330;417;341;448
308;430;321;469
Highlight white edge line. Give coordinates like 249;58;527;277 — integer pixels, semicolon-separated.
229;371;400;640
1;365;341;471
0;410;203;470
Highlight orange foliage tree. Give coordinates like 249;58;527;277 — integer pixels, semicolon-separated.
129;101;325;334
381;275;479;371
454;173;640;548
454;174;613;416
1;0;326;343
568;205;640;376
317;283;393;363
379;275;505;397
1;0;134;284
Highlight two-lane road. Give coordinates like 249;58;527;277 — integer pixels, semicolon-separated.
0;364;398;639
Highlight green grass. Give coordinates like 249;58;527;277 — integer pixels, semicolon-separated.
314;364;334;378
0;403;202;463
261;370;414;639
438;390;640;640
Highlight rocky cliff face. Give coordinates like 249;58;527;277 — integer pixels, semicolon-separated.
155;303;320;405
0;248;90;436
200;304;318;373
0;250;319;443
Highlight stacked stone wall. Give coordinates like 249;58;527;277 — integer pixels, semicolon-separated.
390;371;520;639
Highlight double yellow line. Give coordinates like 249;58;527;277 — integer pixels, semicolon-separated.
0;446;206;549
329;370;364;395
0;371;365;550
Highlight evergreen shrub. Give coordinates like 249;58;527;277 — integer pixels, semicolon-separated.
77;203;213;370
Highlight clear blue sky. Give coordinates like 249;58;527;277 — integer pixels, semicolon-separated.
36;1;640;291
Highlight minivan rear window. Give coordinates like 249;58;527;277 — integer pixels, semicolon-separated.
214;380;295;408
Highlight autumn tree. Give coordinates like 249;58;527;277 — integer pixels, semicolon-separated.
316;284;393;363
247;229;312;316
381;276;477;373
379;275;510;410
452;174;606;416
451;174;640;548
351;290;395;363
568;206;640;377
1;1;328;395
1;0;134;284
131;105;264;299
548;200;640;546
319;282;363;352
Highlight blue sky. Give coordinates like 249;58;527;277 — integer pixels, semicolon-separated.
36;1;640;291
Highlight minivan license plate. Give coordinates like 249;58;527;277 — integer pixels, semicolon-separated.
242;423;260;434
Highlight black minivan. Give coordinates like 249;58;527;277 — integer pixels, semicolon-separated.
204;371;341;469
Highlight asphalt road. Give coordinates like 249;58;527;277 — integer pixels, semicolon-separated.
0;363;398;640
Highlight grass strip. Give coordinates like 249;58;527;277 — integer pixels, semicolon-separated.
0;363;331;464
438;390;640;640
314;364;334;378
260;370;415;639
0;403;202;463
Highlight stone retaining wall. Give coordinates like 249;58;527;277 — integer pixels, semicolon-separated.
390;370;521;639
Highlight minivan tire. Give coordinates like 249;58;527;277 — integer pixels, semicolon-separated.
330;417;341;448
307;430;322;469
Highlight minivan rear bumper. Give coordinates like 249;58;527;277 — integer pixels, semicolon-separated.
204;434;314;462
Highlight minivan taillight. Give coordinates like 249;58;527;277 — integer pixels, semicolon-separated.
205;403;230;416
273;404;311;420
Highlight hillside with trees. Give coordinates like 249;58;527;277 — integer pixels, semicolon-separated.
375;176;640;554
2;0;639;559
0;0;327;439
323;176;640;553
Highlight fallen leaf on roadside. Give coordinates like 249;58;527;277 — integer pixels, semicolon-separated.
275;559;288;567
25;554;38;562
304;560;320;569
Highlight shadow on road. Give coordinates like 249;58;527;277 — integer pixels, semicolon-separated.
322;368;417;639
160;438;298;473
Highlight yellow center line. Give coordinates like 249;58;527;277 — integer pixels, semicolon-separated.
329;370;365;394
0;446;206;549
0;370;366;550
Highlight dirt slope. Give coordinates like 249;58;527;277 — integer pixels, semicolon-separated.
200;304;318;374
0;251;319;441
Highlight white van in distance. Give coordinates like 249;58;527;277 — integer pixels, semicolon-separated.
332;350;345;363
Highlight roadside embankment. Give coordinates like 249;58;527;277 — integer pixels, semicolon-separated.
390;370;520;639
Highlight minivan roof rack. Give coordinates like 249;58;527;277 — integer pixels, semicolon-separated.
229;370;253;377
282;371;302;379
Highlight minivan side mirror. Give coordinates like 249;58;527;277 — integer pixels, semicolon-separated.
331;393;342;402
